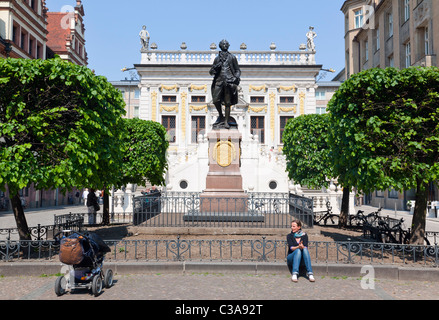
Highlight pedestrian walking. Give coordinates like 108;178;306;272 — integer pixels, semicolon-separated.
86;188;99;225
82;188;89;206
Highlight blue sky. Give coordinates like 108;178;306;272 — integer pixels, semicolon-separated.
45;0;347;81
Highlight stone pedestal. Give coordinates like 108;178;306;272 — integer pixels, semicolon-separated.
184;128;263;222
202;129;248;214
204;129;244;192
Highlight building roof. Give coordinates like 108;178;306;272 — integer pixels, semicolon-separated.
46;13;69;52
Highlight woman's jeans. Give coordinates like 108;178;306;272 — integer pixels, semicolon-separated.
287;248;313;275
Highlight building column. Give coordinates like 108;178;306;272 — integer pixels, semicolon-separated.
180;89;188;147
268;89;276;146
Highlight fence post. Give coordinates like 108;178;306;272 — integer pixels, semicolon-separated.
262;236;267;261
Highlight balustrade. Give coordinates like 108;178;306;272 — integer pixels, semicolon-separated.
141;50;316;66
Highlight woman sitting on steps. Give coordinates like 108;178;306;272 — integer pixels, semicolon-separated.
286;219;315;283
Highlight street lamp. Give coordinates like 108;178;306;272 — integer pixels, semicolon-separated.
317;68;336;81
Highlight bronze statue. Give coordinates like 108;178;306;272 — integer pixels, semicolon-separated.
210;40;241;129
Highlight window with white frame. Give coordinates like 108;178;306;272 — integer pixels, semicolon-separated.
403;0;410;22
191;116;206;143
388;54;394;68
162;115;176;143
424;27;430;55
279;116;294;143
251;116;265;144
365;40;369;62
388;12;393;37
279;96;294;104
250;96;265;103
405;42;411;68
375;28;380;51
316;107;327;115
389;188;398;199
315;91;326;100
191;96;206;103
354;9;364;29
162;95;177;102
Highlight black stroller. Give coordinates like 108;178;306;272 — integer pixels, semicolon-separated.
55;230;113;297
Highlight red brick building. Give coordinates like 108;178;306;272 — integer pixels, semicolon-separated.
46;0;88;65
0;1;88;210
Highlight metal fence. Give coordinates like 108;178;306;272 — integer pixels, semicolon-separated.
288;193;314;228
132;192;312;229
1;238;439;266
0;214;84;241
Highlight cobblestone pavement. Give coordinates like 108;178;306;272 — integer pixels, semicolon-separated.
1;272;439;301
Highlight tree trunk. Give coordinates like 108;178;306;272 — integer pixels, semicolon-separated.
410;181;428;245
102;189;110;225
339;186;350;228
10;193;31;241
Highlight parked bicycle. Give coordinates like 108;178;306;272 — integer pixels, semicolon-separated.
313;202;339;226
375;217;431;246
348;208;382;228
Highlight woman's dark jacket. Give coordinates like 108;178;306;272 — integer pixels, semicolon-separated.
286;232;309;255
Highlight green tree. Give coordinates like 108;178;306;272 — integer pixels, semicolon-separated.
119;118;169;187
0;58;126;239
327;67;439;244
282;114;333;188
282;114;351;226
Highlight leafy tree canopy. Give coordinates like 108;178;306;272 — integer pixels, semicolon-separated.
327;67;439;194
282;113;334;189
120;118;169;187
0;57;126;196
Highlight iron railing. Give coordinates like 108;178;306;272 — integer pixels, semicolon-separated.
132;192;311;229
0;214;84;241
1;238;439;266
288;193;314;227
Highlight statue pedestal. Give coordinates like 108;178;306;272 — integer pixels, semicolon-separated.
204;129;244;192
184;129;262;222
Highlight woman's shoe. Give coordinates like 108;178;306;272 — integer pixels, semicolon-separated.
291;274;298;282
308;274;315;282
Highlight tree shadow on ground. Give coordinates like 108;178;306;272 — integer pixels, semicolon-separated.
317;225;366;242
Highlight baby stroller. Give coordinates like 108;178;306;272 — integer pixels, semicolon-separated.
55;230;113;297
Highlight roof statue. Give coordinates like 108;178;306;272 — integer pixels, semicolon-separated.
139;25;150;50
306;26;317;51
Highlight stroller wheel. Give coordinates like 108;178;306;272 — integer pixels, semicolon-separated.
104;269;114;288
91;275;103;297
55;276;67;296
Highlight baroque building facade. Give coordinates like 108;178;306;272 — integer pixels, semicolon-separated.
341;0;438;212
113;30;343;196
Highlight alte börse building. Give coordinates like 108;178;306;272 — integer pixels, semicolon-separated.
112;27;343;196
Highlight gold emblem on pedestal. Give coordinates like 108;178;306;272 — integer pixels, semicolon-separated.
213;141;236;167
